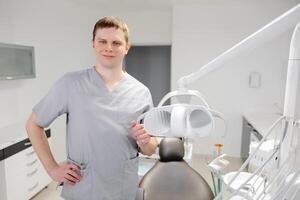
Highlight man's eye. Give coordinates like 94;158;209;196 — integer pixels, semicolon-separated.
98;40;106;44
113;42;122;46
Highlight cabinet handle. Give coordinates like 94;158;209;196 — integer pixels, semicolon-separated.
28;182;39;192
26;159;38;167
26;150;35;156
27;168;38;177
25;142;32;146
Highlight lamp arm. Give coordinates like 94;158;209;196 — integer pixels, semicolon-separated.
177;4;300;89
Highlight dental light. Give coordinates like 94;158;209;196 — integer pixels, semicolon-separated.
137;90;224;138
138;2;300;200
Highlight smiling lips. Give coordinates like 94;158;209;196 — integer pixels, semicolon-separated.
102;54;115;59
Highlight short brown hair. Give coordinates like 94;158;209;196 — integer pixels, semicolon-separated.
92;16;130;44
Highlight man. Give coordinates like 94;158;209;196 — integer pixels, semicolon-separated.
26;16;158;200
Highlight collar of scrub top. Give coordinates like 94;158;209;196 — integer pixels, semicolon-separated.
90;66;129;93
137;88;225;138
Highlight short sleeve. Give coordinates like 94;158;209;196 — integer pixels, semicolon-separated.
143;88;154;113
32;73;69;128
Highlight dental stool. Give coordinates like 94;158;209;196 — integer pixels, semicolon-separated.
137;138;214;200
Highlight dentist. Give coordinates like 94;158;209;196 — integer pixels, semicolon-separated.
26;16;158;200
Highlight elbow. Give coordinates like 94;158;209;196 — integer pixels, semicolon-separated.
25;116;33;137
150;147;157;156
25;112;41;137
145;146;157;157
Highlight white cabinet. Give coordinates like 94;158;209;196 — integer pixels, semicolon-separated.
0;129;52;200
242;113;281;159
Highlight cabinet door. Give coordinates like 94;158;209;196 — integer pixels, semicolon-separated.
0;161;7;200
4;150;28;200
241;118;252;159
4;139;52;200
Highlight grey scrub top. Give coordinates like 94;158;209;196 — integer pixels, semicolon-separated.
33;67;153;200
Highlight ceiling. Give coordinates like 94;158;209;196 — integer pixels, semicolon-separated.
69;0;200;11
68;0;299;12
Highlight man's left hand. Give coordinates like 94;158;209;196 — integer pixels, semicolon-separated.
130;120;151;146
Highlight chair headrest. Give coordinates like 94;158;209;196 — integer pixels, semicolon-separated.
159;138;185;162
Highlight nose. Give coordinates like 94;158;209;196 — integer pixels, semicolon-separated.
104;43;113;52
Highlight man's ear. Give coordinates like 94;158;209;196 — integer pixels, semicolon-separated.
125;43;131;54
92;39;95;48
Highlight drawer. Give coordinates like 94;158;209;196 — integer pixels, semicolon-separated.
24;149;39;170
4;149;28;175
10;164;46;199
5;157;41;199
23;146;36;157
26;162;50;199
5;154;39;176
25;167;41;198
25;156;39;169
36;157;52;186
2;129;51;200
25;166;39;181
26;181;41;198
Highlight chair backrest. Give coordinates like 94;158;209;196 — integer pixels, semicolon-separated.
139;138;214;200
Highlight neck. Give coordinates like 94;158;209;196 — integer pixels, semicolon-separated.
94;64;125;85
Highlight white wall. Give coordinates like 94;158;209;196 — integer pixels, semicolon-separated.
117;11;172;45
0;0;172;162
172;0;300;157
0;0;17;127
0;0;13;42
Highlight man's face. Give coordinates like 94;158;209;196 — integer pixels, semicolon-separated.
92;27;130;69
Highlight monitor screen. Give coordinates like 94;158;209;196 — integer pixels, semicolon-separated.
0;43;35;80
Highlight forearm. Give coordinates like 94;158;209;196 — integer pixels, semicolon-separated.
26;113;58;174
139;137;158;156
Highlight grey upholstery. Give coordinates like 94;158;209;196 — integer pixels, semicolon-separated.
138;138;214;200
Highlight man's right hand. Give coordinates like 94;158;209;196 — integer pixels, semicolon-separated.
26;113;82;186
48;163;82;186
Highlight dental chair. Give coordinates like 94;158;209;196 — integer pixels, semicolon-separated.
137;138;214;200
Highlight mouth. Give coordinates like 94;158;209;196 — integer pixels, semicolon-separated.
102;54;115;59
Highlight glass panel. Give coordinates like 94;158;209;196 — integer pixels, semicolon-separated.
0;43;35;80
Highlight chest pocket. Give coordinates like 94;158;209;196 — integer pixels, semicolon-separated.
116;108;140;130
115;97;145;128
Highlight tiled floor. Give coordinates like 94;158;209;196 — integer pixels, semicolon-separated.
31;154;243;200
30;182;63;200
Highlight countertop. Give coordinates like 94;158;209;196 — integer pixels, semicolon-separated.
0;122;28;150
243;112;282;138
